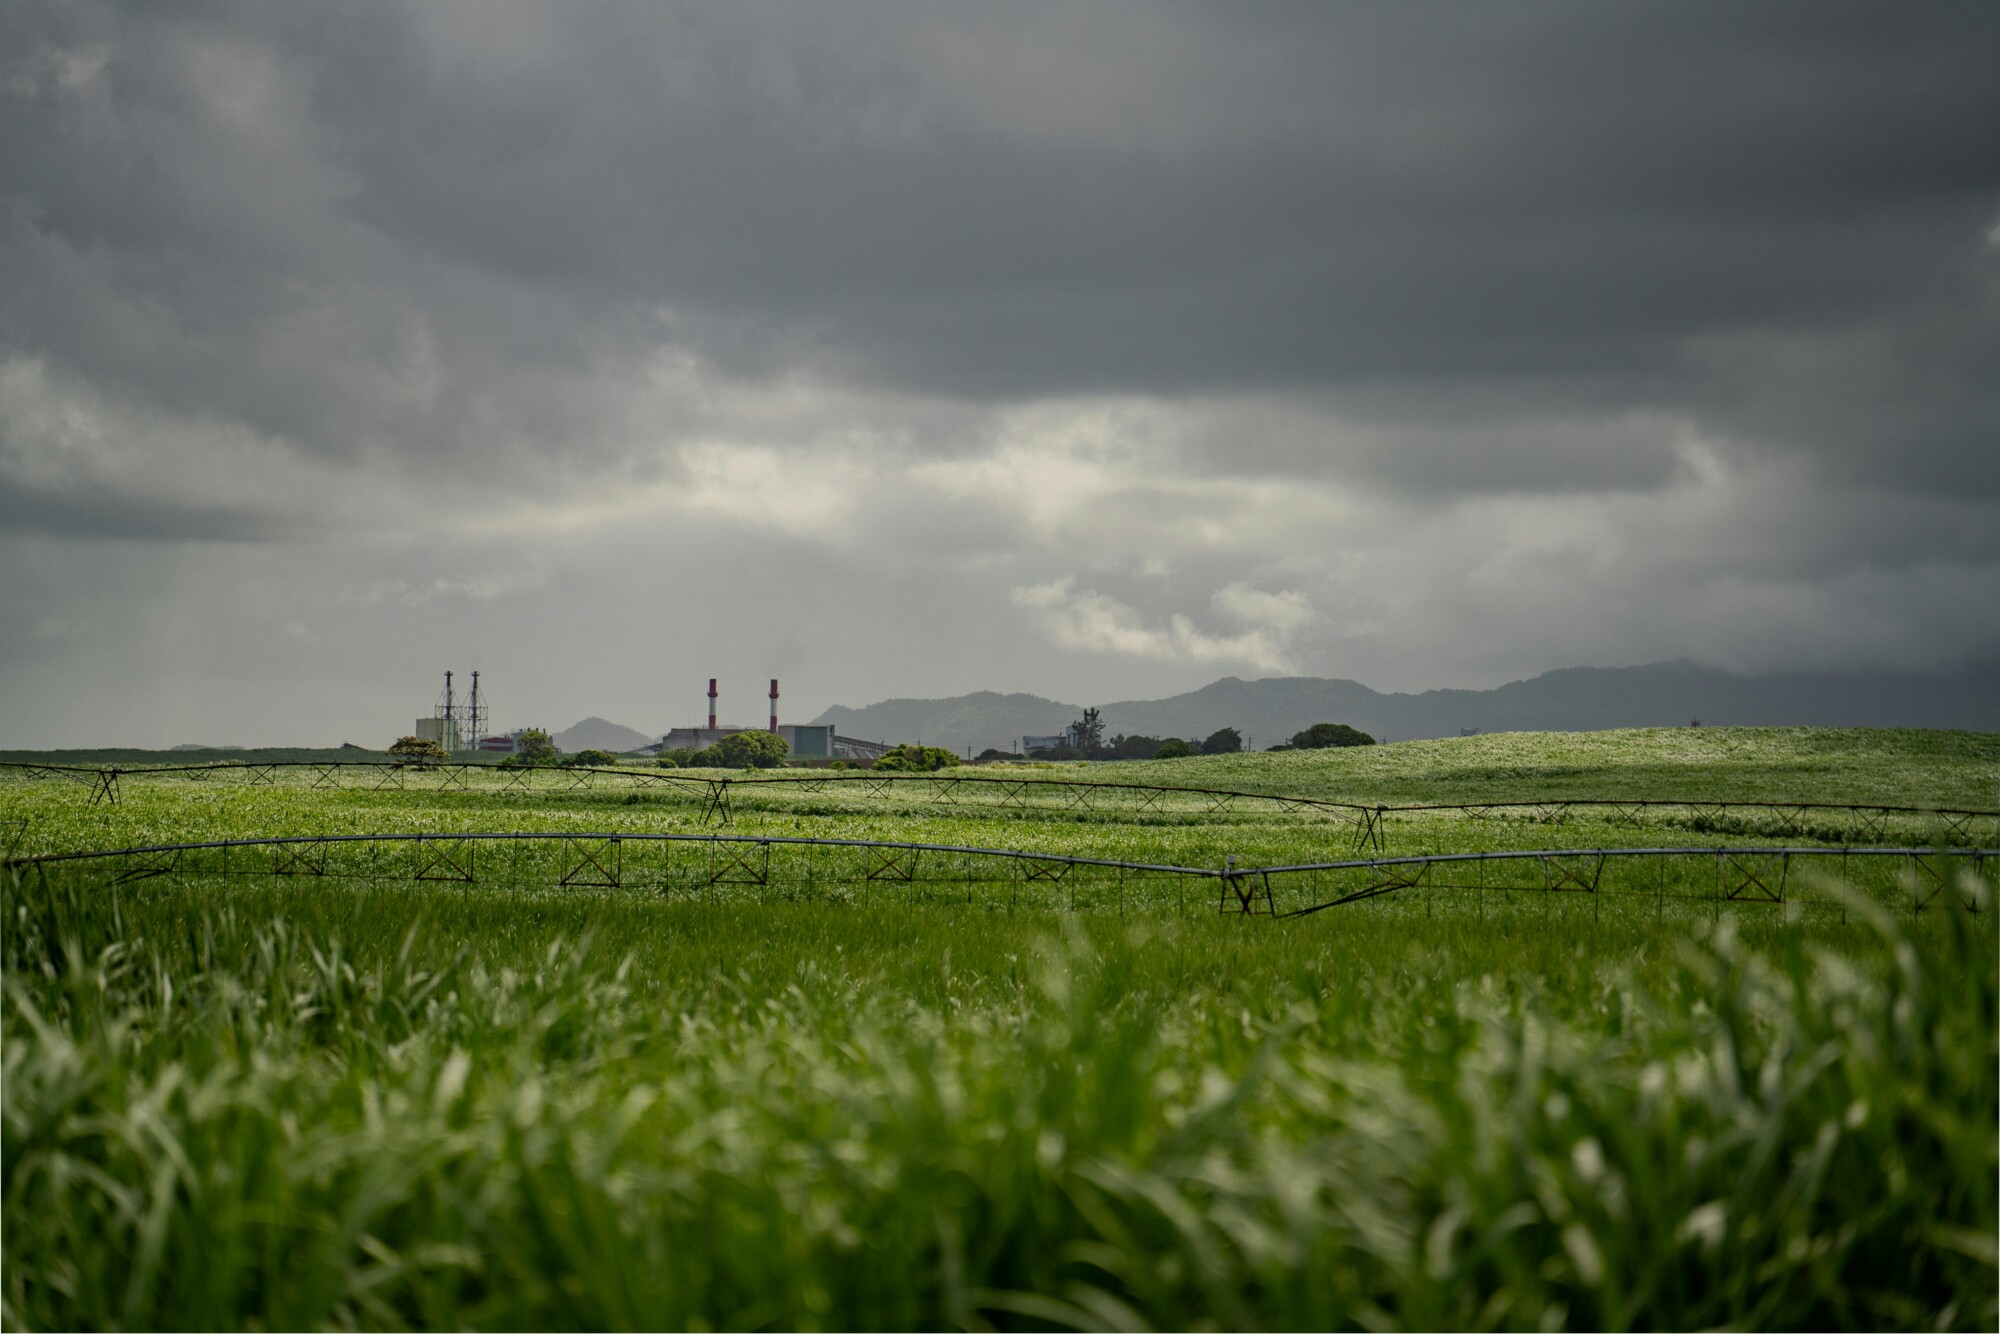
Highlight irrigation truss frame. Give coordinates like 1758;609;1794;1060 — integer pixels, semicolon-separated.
3;760;1993;851
6;832;1991;925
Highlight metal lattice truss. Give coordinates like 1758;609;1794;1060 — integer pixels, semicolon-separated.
1250;846;1994;920
5;761;1989;854
10;835;1991;926
412;836;475;883
562;836;621;888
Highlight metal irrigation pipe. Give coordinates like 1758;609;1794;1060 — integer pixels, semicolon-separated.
13;833;1988;887
1;829;1226;880
1382;796;1995;819
0;759;1379;817
1249;845;1996;919
1247;844;1997;877
3;758;1990;821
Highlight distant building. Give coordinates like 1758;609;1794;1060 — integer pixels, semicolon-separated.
415;717;461;751
1022;733;1067;753
654;724;888;762
828;733;895;763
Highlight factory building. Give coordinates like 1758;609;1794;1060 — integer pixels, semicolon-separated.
415;717;462;751
655;678;891;762
412;670;488;754
659;723;839;758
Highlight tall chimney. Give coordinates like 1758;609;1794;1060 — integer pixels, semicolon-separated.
769;678;779;732
707;677;718;731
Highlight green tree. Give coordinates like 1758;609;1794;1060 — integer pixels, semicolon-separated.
1154;738;1195;759
1073;707;1106;757
1201;727;1242;755
713;731;788;769
871;744;961;773
514;729;558;764
1289;722;1376;749
566;748;621;768
387;735;447;765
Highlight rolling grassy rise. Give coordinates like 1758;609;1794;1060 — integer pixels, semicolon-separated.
3;729;1995;1329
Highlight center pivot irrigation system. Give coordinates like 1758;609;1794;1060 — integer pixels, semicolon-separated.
3;760;1995;852
5;832;1991;923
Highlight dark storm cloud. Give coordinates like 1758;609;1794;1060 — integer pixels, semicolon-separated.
2;0;1995;504
0;474;288;543
316;1;1998;488
337;5;1998;386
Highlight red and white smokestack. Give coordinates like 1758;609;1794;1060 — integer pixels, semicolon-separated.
769;678;779;732
707;677;718;730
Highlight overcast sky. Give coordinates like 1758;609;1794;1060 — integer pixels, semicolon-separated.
3;1;1997;747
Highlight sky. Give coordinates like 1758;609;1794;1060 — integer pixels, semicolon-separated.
3;1;1997;747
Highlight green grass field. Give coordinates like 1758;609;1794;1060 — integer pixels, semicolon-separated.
4;729;1995;1329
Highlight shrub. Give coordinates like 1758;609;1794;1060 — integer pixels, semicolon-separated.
713;731;788;769
1154;739;1195;759
1071;708;1106;756
566;748;621;768
1290;722;1376;749
387;735;447;765
872;744;961;773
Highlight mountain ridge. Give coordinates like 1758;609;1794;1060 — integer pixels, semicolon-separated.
551;716;656;754
807;658;2000;755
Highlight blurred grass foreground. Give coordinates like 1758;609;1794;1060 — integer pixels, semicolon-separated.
3;855;1994;1330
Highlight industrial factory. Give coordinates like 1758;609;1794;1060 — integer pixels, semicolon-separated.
655;679;890;763
407;672;888;762
412;670;488;752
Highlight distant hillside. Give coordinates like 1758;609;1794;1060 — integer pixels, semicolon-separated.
813;691;1082;753
0;747;408;765
552;717;655;754
811;659;2000;755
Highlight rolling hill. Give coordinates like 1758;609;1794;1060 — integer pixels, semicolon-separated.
810;658;2000;755
551;717;656;754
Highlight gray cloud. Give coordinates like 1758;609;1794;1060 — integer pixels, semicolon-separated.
9;4;1996;467
1;1;1996;745
0;477;286;542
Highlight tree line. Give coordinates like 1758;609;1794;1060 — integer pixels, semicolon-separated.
1021;710;1374;761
